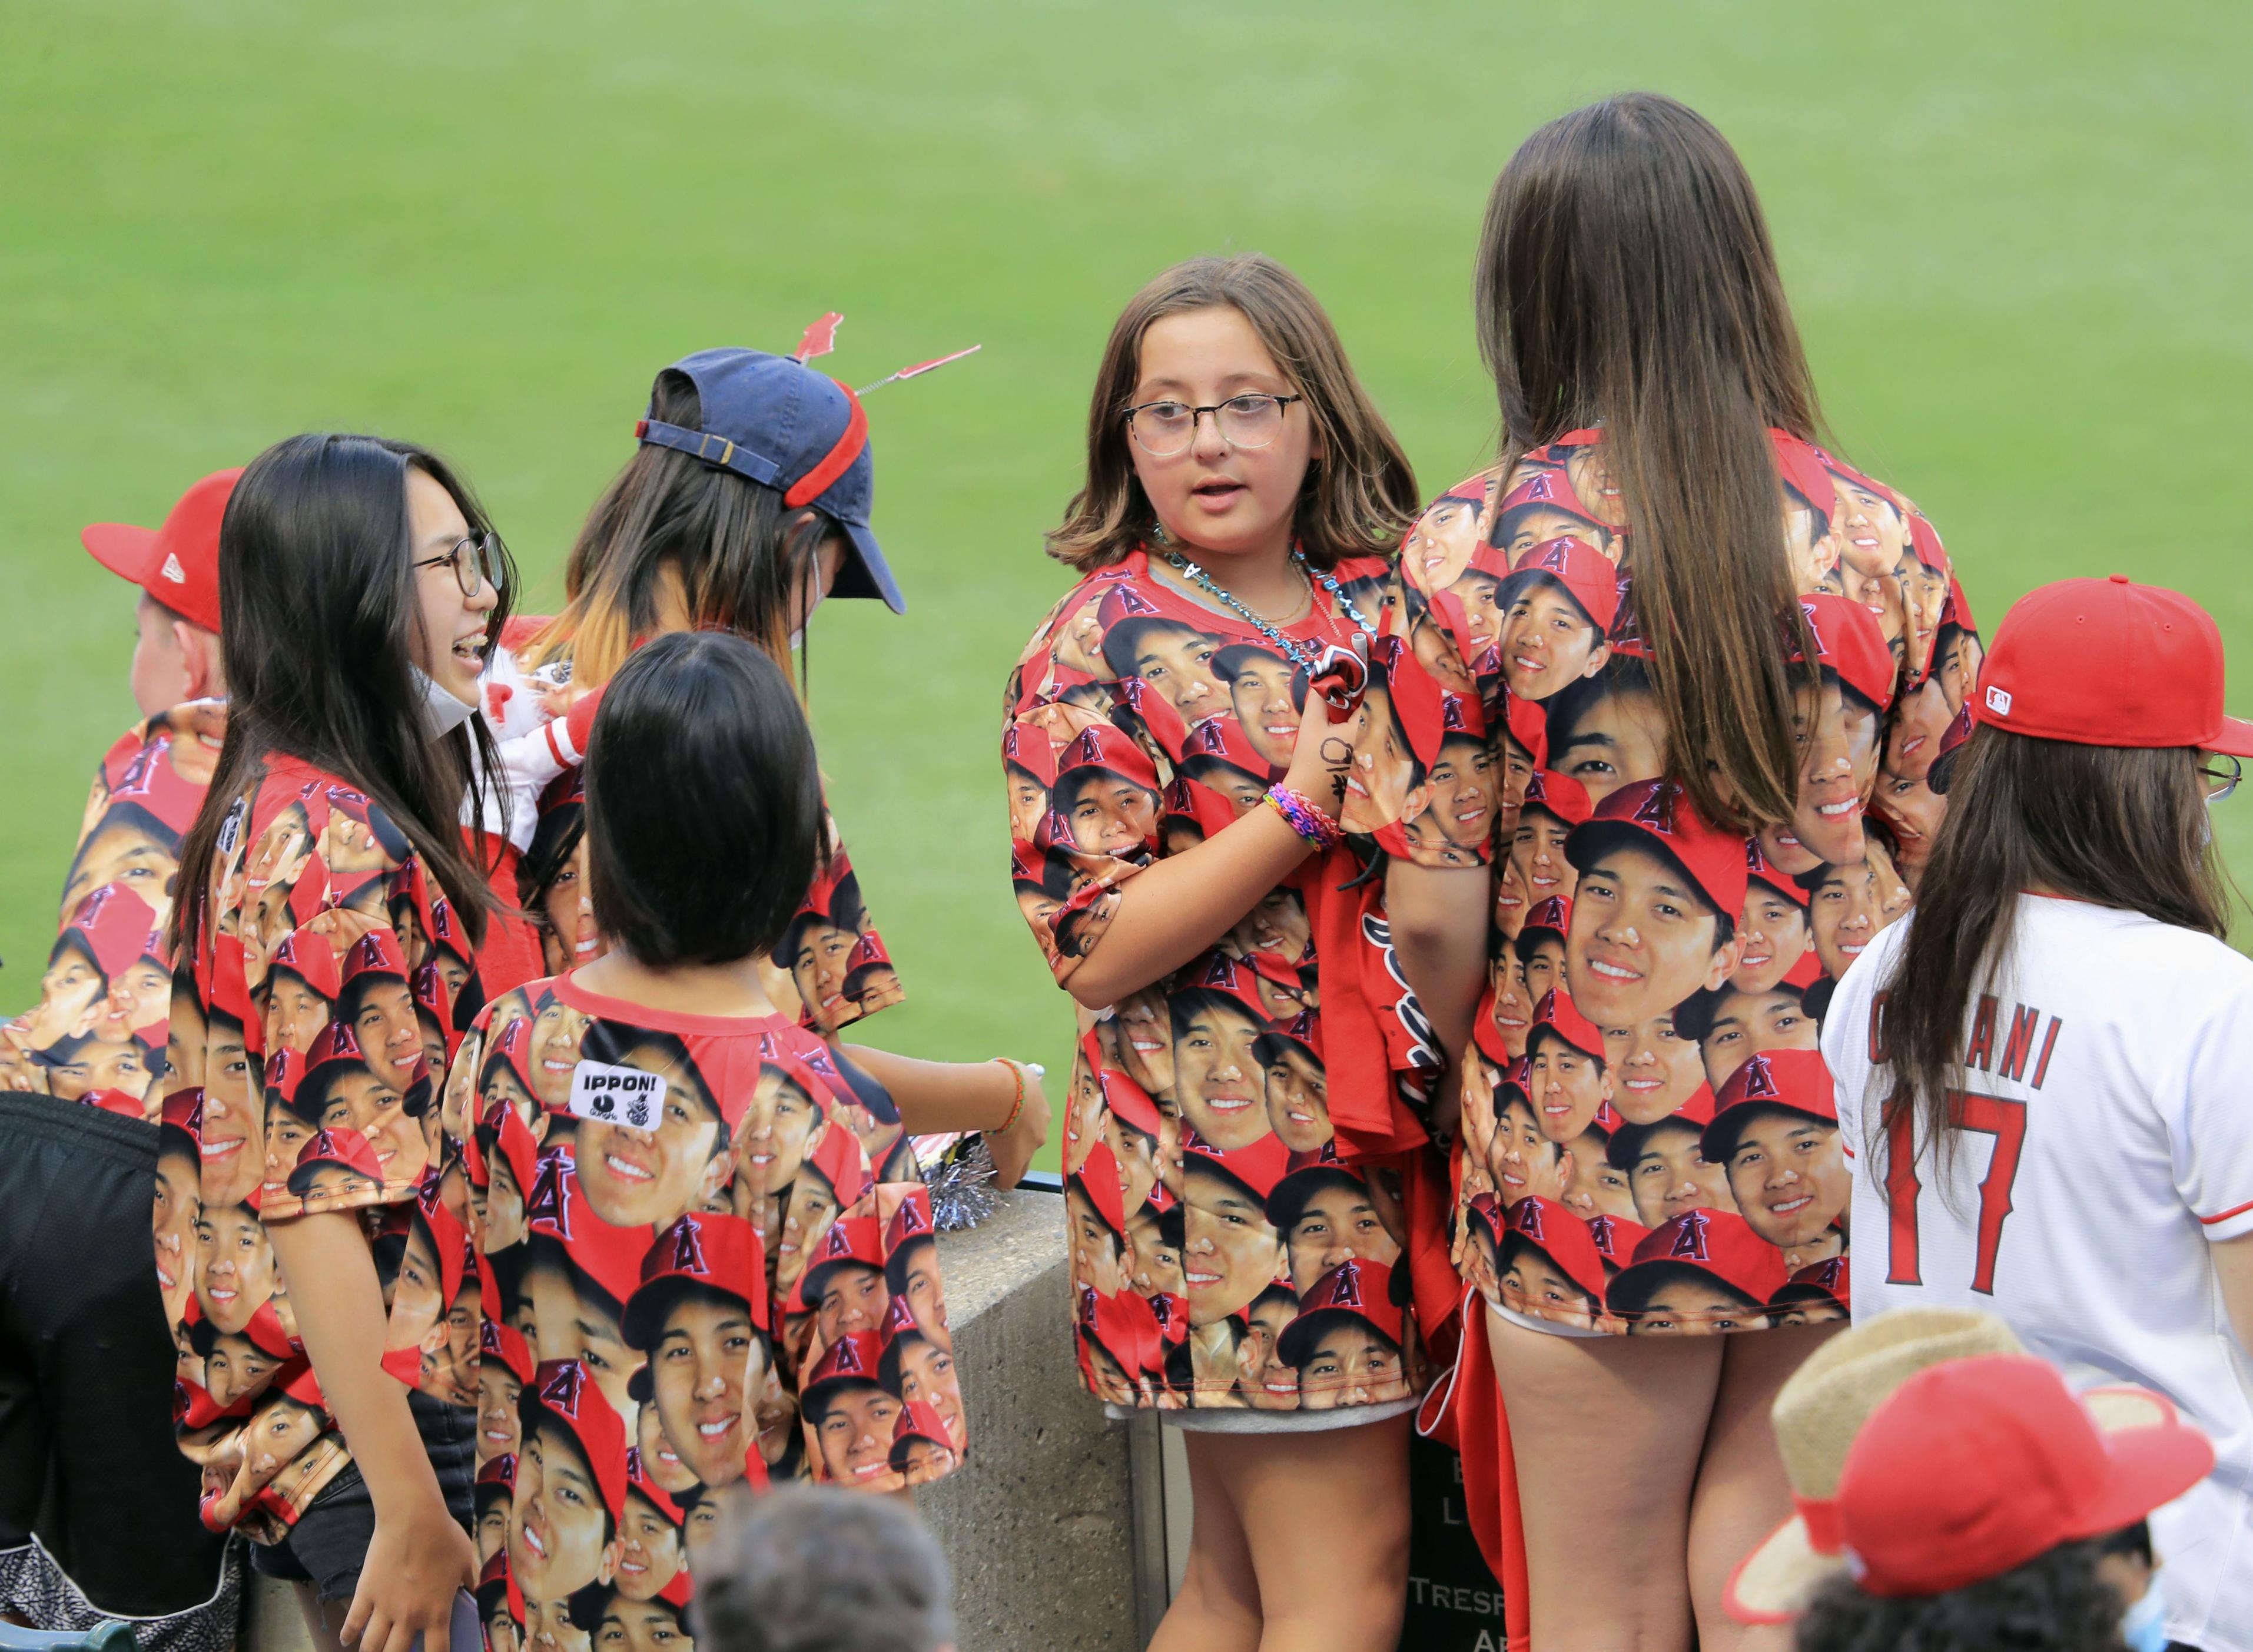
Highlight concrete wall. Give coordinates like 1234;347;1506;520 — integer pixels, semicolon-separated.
246;1187;1151;1652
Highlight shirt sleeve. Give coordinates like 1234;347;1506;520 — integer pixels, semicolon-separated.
1000;604;1157;996
2161;968;2253;1242
1347;483;1507;869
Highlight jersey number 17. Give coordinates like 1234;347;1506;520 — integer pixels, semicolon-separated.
1883;1087;2027;1295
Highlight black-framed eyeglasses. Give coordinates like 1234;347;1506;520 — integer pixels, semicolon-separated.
1124;393;1303;457
2200;754;2241;802
413;532;506;599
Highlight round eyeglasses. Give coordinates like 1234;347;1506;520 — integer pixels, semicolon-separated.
413;532;507;599
2201;754;2241;802
1124;393;1303;458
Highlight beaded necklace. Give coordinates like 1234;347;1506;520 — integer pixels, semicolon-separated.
1158;549;1378;674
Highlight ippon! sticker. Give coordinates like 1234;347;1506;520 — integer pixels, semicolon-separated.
569;1060;661;1129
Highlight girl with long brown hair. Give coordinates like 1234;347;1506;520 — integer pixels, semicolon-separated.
1004;253;1464;1651
1381;95;1980;1651
1821;576;2253;1652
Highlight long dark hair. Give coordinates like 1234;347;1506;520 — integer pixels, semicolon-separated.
1476;92;1823;831
1874;726;2229;1188
174;434;516;955
522;370;838;691
1046;253;1420;573
1794;1539;2126;1652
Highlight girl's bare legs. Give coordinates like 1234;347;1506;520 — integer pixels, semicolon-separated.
1149;1415;1413;1652
1688;1319;1842;1652
1486;1311;1724;1652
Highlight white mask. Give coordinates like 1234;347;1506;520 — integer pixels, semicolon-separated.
417;668;479;738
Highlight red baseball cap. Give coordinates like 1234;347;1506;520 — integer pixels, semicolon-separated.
524;1359;629;1522
1275;1256;1405;1369
1501;536;1621;635
286;1125;383;1196
1974;576;2253;758
1519;768;1593;829
889;1399;957;1470
1700;1049;1839;1166
1583;1210;1650;1272
622;1212;769;1351
797;1214;884;1312
1837;1354;2213;1598
1527;987;1604;1063
1502;1195;1608;1305
1605;1208;1788;1325
480;1316;535;1385
82;468;240;635
1800;593;1896;714
1568;778;1751;925
1772;433;1838;520
1771;1255;1850;1315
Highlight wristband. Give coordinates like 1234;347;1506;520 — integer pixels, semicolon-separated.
1263;785;1342;850
989;1058;1028;1135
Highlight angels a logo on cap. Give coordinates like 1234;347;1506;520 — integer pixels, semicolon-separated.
803;1046;838;1077
539;1361;587;1418
885;1295;917;1338
523;1150;573;1239
1522;472;1561;503
1113;587;1160;617
829;1335;868;1376
896;1199;927;1238
1199;954;1245;993
1736;1053;1781;1102
1515;1199;1548;1243
1668;1209;1714;1262
1632;780;1679;834
1441;694;1469;732
1587;1215;1628;1259
1184;719;1227;758
1065;728;1107;769
1079;1283;1100;1330
480;1319;503;1356
817;1222;856;1263
668;1216;711;1277
1328;1259;1365;1308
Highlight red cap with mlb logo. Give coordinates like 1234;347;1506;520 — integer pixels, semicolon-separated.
1974;576;2253;757
82;468;240;635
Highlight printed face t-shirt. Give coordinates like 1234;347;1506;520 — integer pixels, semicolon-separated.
1373;433;1976;1337
449;971;960;1644
165;753;478;1542
1004;550;1429;1414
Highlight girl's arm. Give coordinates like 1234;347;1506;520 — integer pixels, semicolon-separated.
1385;860;1493;1137
836;1046;1051;1188
267;1213;477;1652
2215;1231;2253;1358
1063;709;1351;1010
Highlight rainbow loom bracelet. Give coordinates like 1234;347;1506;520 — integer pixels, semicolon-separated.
1263;784;1342;849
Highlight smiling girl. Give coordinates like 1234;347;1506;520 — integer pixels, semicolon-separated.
164;434;513;1648
1006;254;1445;1652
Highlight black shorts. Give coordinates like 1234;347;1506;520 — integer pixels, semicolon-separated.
251;1389;477;1602
0;1094;234;1624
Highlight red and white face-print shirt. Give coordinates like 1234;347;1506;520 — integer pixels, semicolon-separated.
1371;432;1977;1337
163;754;480;1542
1004;549;1431;1415
447;973;960;1647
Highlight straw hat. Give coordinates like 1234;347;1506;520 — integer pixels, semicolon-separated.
1725;1306;2025;1622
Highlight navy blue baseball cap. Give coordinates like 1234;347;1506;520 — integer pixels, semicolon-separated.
635;347;904;613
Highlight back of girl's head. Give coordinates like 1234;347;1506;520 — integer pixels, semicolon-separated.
175;433;513;953
531;369;839;688
583;630;822;968
1046;253;1420;573
1792;1539;2126;1652
1477;94;1821;832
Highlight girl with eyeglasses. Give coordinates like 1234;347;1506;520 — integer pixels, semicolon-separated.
163;434;514;1651
1006;253;1467;1652
1826;576;2253;1652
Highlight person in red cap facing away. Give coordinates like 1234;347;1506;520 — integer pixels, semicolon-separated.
1829;574;2253;1652
498;343;1051;1190
1008;253;1449;1652
452;632;963;1634
1370;97;1972;1652
156;435;529;1651
1791;1354;2215;1652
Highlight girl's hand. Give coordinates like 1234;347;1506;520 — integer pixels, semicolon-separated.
341;1489;477;1652
986;1061;1051;1190
1280;685;1355;822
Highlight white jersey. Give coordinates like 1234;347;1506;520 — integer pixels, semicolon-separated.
1826;894;2253;1652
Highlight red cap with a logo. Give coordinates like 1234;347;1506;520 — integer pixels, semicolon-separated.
1974;576;2253;757
82;469;240;635
1837;1354;2212;1598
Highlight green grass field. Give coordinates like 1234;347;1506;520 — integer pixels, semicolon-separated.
6;2;2251;1168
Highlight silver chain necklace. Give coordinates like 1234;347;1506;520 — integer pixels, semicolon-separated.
1159;549;1378;675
